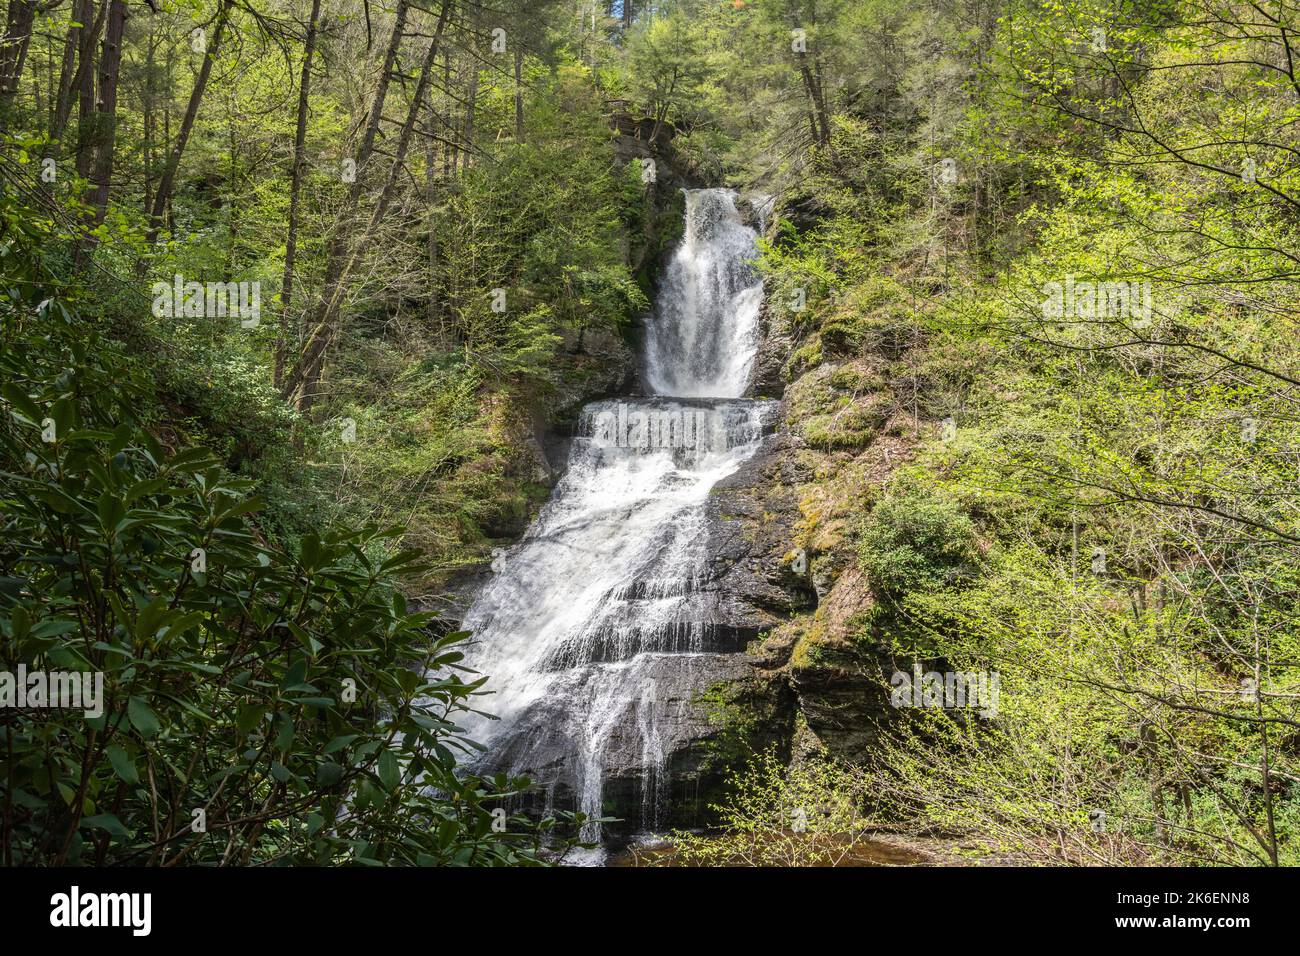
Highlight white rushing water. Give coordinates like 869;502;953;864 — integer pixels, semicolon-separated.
643;188;765;398
459;189;769;848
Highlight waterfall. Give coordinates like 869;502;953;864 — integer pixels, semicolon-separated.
643;189;764;398
459;188;771;856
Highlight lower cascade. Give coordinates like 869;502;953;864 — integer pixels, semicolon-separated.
459;188;770;857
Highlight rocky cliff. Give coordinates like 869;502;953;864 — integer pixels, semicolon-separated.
699;265;924;766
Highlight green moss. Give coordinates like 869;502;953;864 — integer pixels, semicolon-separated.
802;400;888;450
818;277;918;358
829;362;887;392
787;332;825;376
789;620;828;670
787;362;890;450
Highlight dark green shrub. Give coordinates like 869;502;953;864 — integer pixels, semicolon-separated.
0;240;573;866
858;484;980;599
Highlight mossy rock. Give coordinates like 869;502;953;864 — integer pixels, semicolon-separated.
821;304;914;358
802;397;889;451
828;361;887;393
787;361;891;451
819;277;918;359
786;332;825;378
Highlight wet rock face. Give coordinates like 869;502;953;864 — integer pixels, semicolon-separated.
452;191;807;844
440;354;921;819
440;183;935;841
703;421;901;763
452;407;814;837
746;289;794;400
705;336;928;764
482;653;761;839
790;654;894;759
772;566;899;759
705;423;819;626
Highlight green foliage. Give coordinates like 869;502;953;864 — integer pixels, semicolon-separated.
438;90;646;372
717;0;1300;866
4;0;1299;869
650;748;873;867
858;478;980;600
867;539;1300;865
0;244;573;865
624;12;718;131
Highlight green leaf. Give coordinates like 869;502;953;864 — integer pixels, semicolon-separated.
105;744;139;784
235;703;267;735
377;749;399;792
1;382;42;423
127;696;161;737
324;734;358;754
215;497;267;525
280;658;308;691
82;813;130;839
30;619;77;639
9;604;31;640
273;712;295;750
166;447;218;473
96;491;125;532
292;696;334;708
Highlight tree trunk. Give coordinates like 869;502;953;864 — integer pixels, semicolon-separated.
49;2;82;145
425;79;441;336
274;0;322;390
441;49;452;178
354;0;409;175
142;22;155;213
289;0;410;294
798;60;830;146
277;0;412;400
0;0;38;123
146;0;233;243
87;0;127;233
43;0;89;188
461;66;477;169
286;0;454;411
513;47;523;143
74;0;106;183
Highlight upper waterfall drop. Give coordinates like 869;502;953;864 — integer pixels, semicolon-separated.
642;189;764;399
